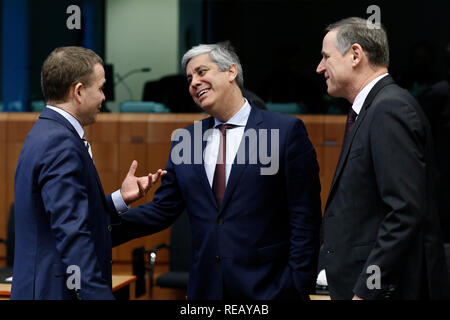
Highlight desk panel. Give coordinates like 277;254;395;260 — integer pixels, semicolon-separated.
0;113;345;262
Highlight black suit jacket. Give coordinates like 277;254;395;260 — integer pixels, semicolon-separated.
323;75;450;300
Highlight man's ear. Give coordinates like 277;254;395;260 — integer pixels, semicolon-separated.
72;82;84;104
228;64;238;83
350;43;364;67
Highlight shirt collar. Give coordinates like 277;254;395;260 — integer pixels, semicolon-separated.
352;73;389;115
214;99;251;128
46;105;85;139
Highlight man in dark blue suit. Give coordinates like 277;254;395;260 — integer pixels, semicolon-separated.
12;46;165;300
114;43;322;299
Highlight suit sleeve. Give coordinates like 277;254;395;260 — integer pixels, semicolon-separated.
111;148;185;246
353;100;428;299
284;118;322;293
38;137;114;300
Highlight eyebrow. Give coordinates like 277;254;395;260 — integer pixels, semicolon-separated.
187;64;208;75
194;65;208;70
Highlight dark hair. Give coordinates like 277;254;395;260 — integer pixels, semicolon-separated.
41;46;103;103
327;17;389;67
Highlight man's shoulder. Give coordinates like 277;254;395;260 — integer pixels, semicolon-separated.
182;115;213;132
24;118;81;156
375;83;420;111
256;108;305;132
30;117;76;141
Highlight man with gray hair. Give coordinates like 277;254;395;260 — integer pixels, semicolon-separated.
114;42;322;299
318;17;450;299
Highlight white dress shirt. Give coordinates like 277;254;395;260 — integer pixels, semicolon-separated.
351;73;389;117
204;99;251;187
46;105;129;213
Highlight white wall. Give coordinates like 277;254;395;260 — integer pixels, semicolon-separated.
105;0;179;112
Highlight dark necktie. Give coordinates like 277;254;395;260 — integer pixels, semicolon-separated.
343;108;358;145
212;124;235;207
337;108;358;166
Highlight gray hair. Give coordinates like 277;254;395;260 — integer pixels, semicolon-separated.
327;17;389;67
181;42;244;88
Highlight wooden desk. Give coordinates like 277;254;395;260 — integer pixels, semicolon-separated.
0;274;136;300
310;294;331;300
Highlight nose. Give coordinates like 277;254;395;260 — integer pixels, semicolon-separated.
189;75;201;95
316;58;325;74
190;74;202;88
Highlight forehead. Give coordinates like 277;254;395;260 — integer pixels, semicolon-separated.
322;30;338;52
185;53;216;74
91;63;105;82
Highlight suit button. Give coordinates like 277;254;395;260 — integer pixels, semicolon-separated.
216;256;221;262
107;225;112;232
217;218;223;225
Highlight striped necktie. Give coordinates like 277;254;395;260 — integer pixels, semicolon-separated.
82;137;93;159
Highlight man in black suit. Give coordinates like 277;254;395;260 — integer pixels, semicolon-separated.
317;17;450;300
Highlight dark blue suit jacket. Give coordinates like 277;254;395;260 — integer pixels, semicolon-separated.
114;106;322;299
12;107;118;300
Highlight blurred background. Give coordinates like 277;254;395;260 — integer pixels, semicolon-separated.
0;0;448;115
1;0;449;299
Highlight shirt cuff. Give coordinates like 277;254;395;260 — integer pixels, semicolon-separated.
111;190;130;214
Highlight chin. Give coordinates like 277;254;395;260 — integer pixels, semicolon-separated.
327;87;338;98
199;101;212;112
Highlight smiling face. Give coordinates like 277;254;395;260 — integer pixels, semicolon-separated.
75;63;106;126
316;30;354;100
185;53;236;114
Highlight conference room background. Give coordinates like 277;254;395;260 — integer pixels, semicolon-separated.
0;0;449;114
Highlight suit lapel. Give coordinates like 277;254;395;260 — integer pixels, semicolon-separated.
40;107;106;198
326;75;395;209
192;117;218;208
220;107;263;213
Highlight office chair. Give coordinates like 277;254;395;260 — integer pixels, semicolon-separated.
119;101;170;113
143;75;200;113
445;243;450;287
0;203;15;283
132;211;191;299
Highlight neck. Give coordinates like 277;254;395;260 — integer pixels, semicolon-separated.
50;102;85;127
347;66;388;103
211;87;245;123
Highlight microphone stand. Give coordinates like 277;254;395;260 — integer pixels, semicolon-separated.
115;67;151;100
